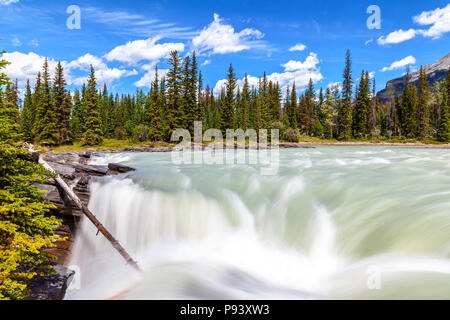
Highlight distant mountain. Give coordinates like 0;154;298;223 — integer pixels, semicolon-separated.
377;53;450;103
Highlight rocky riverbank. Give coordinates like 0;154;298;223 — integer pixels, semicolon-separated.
31;151;135;300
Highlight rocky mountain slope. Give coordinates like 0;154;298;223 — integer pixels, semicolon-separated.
377;53;450;103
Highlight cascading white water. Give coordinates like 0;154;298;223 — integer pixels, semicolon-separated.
65;147;450;300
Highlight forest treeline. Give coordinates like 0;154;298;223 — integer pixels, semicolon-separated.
4;50;450;146
1;48;61;300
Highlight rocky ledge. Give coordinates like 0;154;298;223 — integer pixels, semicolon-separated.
30;151;135;300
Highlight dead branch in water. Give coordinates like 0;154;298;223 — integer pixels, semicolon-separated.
36;150;142;273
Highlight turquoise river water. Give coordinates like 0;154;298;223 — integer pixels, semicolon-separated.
65;147;450;300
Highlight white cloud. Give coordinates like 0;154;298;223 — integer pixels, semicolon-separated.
377;4;450;45
104;36;184;65
381;56;416;72
192;13;265;55
202;59;211;66
67;53;136;86
281;52;319;72
289;44;306;52
364;39;373;46
134;68;168;88
11;35;21;47
0;0;19;5
1;52;60;87
377;29;417;45
2;51;137;89
214;52;323;95
414;4;450;39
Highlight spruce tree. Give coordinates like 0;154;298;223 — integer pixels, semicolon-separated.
37;58;59;146
339;49;353;140
353;71;371;138
221;64;237;132
20;79;35;142
53;62;71;144
288;83;298;129
83;66;103;145
304;78;316;133
240;76;250;130
402;70;418;138
166;51;183;135
438;73;450;142
0;48;61;300
417;66;430;138
147;66;163;141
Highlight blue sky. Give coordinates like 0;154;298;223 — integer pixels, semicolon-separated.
1;0;449;96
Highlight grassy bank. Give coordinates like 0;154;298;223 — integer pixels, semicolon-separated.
41;138;450;153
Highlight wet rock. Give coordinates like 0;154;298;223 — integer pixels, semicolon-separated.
26;265;75;301
108;163;136;174
74;164;109;176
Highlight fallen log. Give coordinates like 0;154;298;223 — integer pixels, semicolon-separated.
38;154;142;273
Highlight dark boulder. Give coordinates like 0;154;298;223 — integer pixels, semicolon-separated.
108;163;136;174
26;265;75;300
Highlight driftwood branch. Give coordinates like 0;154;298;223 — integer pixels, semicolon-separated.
38;154;142;273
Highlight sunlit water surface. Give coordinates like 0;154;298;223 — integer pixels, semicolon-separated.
65;147;450;300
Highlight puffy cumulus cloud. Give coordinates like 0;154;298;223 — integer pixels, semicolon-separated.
289;44;306;52
281;52;319;72
378;4;450;45
214;52;323;95
134;68;168;88
2;51;137;89
0;0;19;5
192;13;265;55
67;53;138;86
2;52;61;87
377;29;417;45
381;56;416;72
104;36;184;65
413;4;450;39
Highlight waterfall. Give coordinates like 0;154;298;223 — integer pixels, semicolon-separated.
66;147;450;300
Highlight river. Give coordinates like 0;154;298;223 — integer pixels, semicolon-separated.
65;146;450;300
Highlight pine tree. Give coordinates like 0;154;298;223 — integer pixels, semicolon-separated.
287;83;298;129
353;71;371;138
402;69;418;138
37;58;59;146
304;78;316;133
221;64;237;132
83;66;103;145
339;49;353;140
166;51;183;135
20;79;35;142
318;88;334;139
0;48;61;300
53;62;71;144
70;89;84;139
371;78;377;137
240;75;250;130
147;66;163;141
283;86;291;128
271;82;281;123
437;73;450;142
417;66;431;138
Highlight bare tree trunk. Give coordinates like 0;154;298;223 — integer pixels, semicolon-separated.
38;155;142;273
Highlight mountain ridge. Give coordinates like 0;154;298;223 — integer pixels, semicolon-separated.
377;53;450;103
